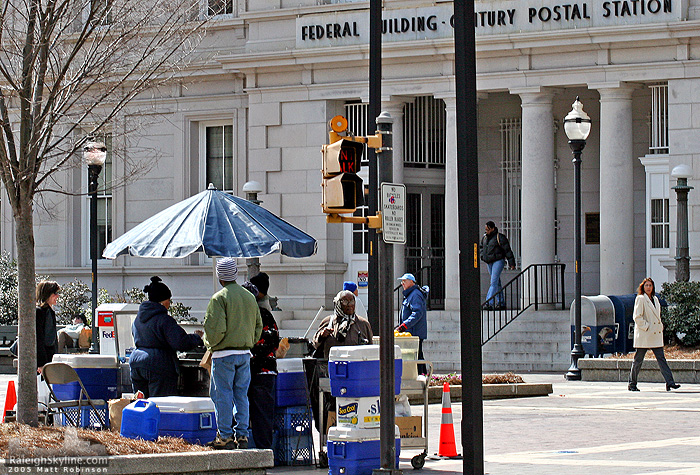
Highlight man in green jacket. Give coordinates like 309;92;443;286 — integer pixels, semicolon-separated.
204;257;262;450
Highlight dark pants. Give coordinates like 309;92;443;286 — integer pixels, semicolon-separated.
130;366;178;398
629;347;675;386
248;373;276;449
418;339;426;375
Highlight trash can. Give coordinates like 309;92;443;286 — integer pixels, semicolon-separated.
608;294;636;355
570;295;615;357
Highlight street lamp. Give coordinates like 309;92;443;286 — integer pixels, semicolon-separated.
85;141;107;354
671;164;693;282
243;180;263;280
563;97;591;381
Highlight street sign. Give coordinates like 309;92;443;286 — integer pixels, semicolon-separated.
381;183;406;244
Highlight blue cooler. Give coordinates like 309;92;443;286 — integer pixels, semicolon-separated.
327;426;400;475
276;358;307;407
328;345;402;397
51;354;118;401
148;396;217;445
121;400;160;441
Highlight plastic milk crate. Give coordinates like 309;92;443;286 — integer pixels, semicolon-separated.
275;358;307;407
147;397;217;445
328;345;402;398
55;404;109;429
273;405;313;466
327;426;400;475
51;354;119;401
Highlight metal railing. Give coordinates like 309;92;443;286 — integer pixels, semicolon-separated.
481;263;566;345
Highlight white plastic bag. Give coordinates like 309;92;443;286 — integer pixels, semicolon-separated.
37;374;50;411
394;394;412;417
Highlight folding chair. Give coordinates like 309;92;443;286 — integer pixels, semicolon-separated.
41;362;107;429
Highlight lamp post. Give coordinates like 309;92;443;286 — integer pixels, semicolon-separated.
85;141;107;354
672;164;693;282
243;180;263;280
564;97;591;381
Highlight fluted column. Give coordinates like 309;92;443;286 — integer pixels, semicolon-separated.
511;87;558;269
590;83;637;294
382;100;406;283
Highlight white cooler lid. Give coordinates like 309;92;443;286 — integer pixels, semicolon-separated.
329;344;401;361
276;357;304;373
52;354;118;368
327;425;399;441
147;396;215;413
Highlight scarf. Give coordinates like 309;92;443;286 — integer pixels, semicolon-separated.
333;296;356;342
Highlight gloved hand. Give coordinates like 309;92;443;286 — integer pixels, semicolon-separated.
396;323;408;332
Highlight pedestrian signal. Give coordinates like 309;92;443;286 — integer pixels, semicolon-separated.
321;139;364;214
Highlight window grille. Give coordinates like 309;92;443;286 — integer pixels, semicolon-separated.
208;0;233;16
352;193;369;255
206;125;234;193
89;0;111;26
500;118;521;267
344;102;369;165
651;198;669;249
403;97;446;168
649;83;668;154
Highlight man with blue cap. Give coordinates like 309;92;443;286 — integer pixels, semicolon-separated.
342;280;367;318
397;273;428;374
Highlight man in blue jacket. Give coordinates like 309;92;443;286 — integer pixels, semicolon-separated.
397;273;428;374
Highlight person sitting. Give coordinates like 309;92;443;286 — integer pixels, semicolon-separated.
57;314;88;353
130;276;204;398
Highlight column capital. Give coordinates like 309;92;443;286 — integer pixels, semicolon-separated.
588;81;641;100
436;93;488;111
510;86;563;105
381;96;409;116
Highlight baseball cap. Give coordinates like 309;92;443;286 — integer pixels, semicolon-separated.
397;273;416;282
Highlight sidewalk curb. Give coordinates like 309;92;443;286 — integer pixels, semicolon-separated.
408;383;553;404
1;449;274;475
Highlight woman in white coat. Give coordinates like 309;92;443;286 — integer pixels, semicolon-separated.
628;277;681;392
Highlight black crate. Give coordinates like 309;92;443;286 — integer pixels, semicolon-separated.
273;405;312;437
272;428;313;466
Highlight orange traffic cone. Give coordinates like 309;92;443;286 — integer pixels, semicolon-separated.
3;380;17;422
437;382;459;457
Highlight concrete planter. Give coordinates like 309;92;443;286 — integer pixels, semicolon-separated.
579;358;700;383
407;383;553;404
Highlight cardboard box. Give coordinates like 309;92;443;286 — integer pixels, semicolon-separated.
395;416;422;438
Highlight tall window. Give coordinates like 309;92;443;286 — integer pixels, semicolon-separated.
205;124;234;193
352;191;369;255
344;102;369;166
651;198;670;248
88;0;111;26
500;118;521;267
649;83;668;154
208;0;233;16
94;134;112;258
403;96;446;168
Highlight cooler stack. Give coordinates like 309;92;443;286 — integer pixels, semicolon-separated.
273;358;313;466
327;344;402;475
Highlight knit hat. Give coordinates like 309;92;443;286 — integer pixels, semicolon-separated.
216;257;238;282
249;272;270;296
241;281;259;297
343;281;358;293
144;276;172;303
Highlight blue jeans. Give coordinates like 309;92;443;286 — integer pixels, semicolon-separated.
487;259;506;306
210;353;251;439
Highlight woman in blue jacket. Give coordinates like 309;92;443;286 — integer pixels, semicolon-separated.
130;276;203;398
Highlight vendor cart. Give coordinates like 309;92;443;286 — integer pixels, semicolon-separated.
399;360;433;469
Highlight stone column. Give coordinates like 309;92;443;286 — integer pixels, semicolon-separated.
590;83;637;295
510;87;558;269
442;97;460;311
382;100;406;283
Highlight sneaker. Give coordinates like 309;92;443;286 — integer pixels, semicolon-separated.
236;436;249;449
207;436;238;450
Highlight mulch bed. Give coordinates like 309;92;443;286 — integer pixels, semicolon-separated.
0;423;211;458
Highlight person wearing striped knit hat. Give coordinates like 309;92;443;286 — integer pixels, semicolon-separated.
204;257;262;450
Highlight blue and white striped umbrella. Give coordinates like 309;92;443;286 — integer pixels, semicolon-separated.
103;185;317;259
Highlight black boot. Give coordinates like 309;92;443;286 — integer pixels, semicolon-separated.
666;383;681;391
628;384;639;392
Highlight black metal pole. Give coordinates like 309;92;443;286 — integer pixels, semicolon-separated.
88;164;103;354
367;0;381;333
673;178;692;282
374;113;397;474
566;140;586;380
454;1;484;474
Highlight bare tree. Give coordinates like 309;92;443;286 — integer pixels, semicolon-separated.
0;0;206;426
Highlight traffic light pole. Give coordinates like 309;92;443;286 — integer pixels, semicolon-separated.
373;112;399;475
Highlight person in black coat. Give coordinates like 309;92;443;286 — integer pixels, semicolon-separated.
36;281;60;373
242;278;279;450
130;276;203;398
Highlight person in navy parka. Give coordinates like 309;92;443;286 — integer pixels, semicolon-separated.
130;276;203;398
397;273;428;374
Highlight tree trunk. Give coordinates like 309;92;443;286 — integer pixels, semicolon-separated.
15;198;38;427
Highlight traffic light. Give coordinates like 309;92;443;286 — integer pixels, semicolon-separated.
321;139;364;214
